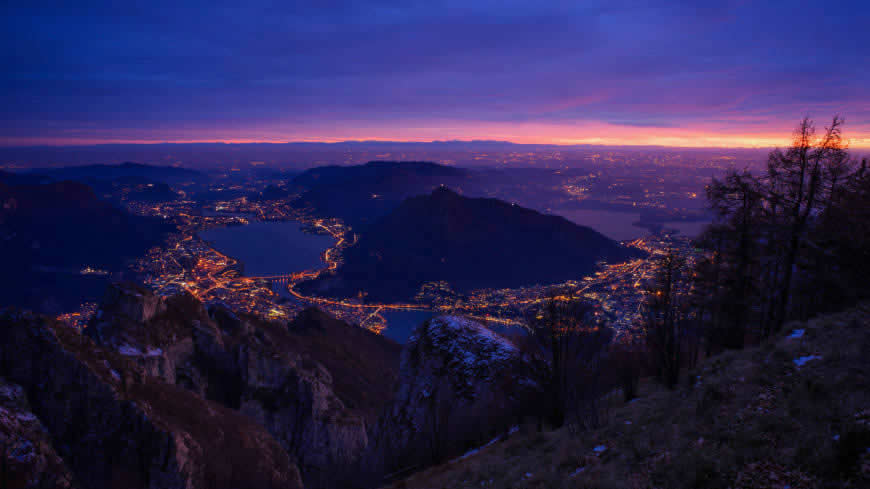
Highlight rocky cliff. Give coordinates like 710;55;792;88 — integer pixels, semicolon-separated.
0;283;543;488
384;305;870;489
0;309;302;489
86;283;397;488
371;316;541;476
0;377;75;488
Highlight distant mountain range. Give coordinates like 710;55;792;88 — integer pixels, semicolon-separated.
23;161;201;183
291;161;476;229
300;187;643;301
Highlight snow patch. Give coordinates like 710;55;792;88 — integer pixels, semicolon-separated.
15;411;36;422
421;316;522;382
457;436;499;460
118;344;142;356
569;467;586;478
453;426;520;463
793;355;821;367
593;445;607;453
787;329;805;339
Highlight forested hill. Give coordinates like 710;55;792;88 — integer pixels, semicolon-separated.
0;180;173;311
301;187;642;301
291;161;474;229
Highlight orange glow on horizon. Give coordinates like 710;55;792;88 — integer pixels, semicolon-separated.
4;120;870;149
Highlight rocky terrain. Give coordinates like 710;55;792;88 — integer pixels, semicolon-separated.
370;316;542;480
23;281;869;489
85;283;398;488
384;304;870;489
0;308;302;489
0;281;549;488
0;378;75;488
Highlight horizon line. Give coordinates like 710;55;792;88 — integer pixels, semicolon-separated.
0;138;784;151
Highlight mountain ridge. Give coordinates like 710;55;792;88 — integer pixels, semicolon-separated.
291;161;475;229
300;187;643;301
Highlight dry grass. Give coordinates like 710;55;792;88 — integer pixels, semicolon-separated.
385;304;870;489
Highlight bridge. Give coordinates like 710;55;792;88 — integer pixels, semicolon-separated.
246;272;314;284
247;273;433;313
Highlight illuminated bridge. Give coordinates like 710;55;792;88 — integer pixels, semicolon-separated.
246;273;314;284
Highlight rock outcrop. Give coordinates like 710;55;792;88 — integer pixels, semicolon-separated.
0;377;75;488
86;283;395;488
0;310;302;489
371;316;541;475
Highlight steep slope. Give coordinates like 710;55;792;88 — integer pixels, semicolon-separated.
286;308;403;423
302;187;643;301
0;377;75;488
292;161;473;229
369;316;542;482
0;309;302;489
85;283;401;489
384;304;870;489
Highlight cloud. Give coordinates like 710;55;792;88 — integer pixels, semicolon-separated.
608;120;680;128
1;0;869;145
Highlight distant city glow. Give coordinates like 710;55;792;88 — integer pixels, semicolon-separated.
5;120;869;149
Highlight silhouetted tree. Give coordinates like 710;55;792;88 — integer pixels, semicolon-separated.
526;291;612;429
808;157;870;309
643;250;689;389
763;116;849;333
610;344;644;402
695;116;861;345
703;170;764;347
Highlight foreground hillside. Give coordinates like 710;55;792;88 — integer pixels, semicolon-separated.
386;304;870;489
0;283;404;489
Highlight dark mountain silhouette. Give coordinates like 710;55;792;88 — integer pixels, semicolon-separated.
86;175;181;203
250;183;296;202
300;187;643;301
292;161;474;229
0;180;173;312
0;169;49;186
26;161;201;183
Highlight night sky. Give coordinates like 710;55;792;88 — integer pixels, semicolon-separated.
3;1;869;147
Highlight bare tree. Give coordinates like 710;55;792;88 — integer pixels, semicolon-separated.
643;250;689;389
525;291;612;429
704;170;764;346
763;116;848;333
694;116;858;344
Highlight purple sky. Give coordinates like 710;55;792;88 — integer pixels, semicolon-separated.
3;1;869;147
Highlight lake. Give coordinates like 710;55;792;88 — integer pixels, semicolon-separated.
380;309;527;343
198;221;335;276
554;208;708;241
380;309;436;343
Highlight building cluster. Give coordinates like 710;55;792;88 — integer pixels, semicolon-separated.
77;163;715;337
411;234;698;339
